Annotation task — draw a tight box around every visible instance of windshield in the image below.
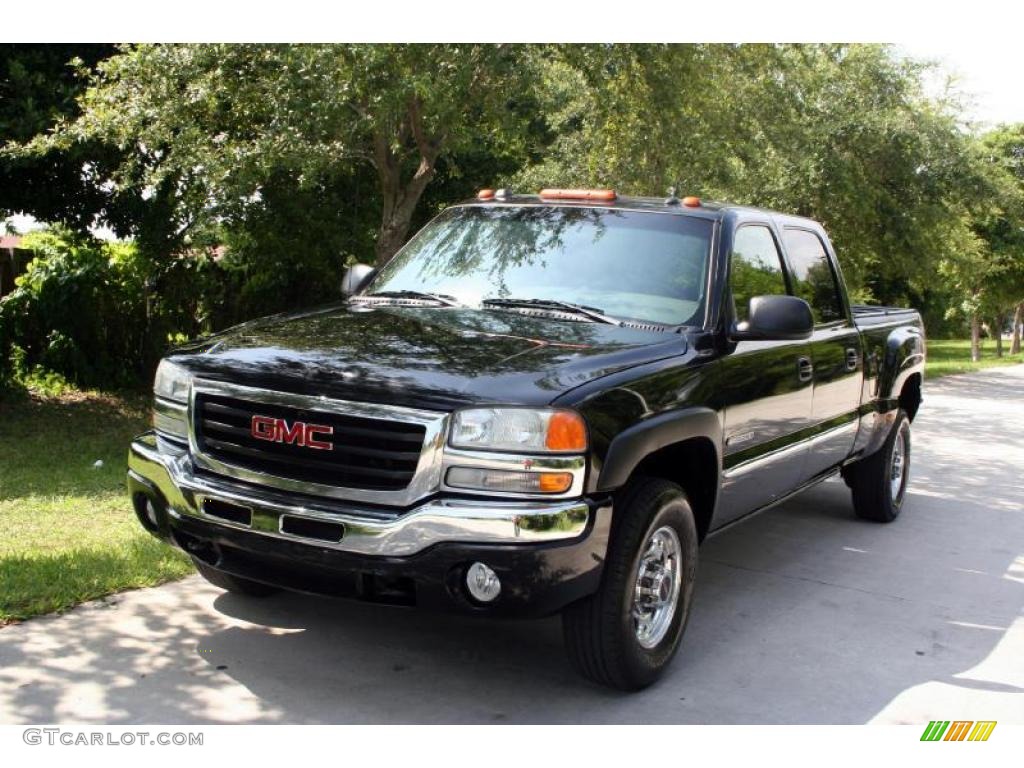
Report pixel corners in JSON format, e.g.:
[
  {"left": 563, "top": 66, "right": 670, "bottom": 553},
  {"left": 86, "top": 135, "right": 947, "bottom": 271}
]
[{"left": 366, "top": 206, "right": 715, "bottom": 326}]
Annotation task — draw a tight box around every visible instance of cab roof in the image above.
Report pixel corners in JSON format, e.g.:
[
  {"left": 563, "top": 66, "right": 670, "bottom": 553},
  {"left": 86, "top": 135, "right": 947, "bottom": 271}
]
[{"left": 455, "top": 191, "right": 819, "bottom": 226}]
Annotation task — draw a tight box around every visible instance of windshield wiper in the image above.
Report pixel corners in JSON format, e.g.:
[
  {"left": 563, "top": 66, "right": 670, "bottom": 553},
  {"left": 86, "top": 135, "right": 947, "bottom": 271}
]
[
  {"left": 482, "top": 297, "right": 622, "bottom": 325},
  {"left": 356, "top": 290, "right": 463, "bottom": 307}
]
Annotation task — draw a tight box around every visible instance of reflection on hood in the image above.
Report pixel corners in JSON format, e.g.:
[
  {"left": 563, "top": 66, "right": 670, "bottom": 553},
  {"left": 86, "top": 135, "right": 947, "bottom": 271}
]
[{"left": 171, "top": 303, "right": 690, "bottom": 409}]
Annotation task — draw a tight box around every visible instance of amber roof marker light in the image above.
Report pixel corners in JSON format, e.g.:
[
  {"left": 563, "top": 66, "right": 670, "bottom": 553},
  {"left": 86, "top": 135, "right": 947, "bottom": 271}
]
[
  {"left": 682, "top": 195, "right": 701, "bottom": 207},
  {"left": 539, "top": 188, "right": 618, "bottom": 201},
  {"left": 477, "top": 189, "right": 496, "bottom": 200}
]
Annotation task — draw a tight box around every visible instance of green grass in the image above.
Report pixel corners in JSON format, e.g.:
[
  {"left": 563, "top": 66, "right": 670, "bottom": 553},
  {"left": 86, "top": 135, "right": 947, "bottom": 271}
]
[
  {"left": 925, "top": 338, "right": 1024, "bottom": 379},
  {"left": 0, "top": 389, "right": 193, "bottom": 624}
]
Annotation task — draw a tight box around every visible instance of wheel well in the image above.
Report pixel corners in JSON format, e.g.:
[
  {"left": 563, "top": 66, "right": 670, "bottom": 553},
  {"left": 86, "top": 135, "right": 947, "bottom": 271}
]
[
  {"left": 626, "top": 437, "right": 718, "bottom": 541},
  {"left": 899, "top": 373, "right": 922, "bottom": 421}
]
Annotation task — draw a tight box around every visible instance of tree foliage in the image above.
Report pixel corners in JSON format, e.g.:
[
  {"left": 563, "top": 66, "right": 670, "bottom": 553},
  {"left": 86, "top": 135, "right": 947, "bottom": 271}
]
[
  {"left": 29, "top": 44, "right": 541, "bottom": 265},
  {"left": 0, "top": 225, "right": 242, "bottom": 388},
  {"left": 516, "top": 45, "right": 994, "bottom": 315},
  {"left": 2, "top": 43, "right": 1024, "bottom": 388},
  {"left": 969, "top": 125, "right": 1024, "bottom": 355},
  {"left": 0, "top": 44, "right": 119, "bottom": 229}
]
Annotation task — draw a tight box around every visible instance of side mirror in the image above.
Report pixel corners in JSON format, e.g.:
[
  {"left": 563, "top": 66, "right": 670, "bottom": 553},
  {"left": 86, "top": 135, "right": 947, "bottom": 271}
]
[
  {"left": 731, "top": 295, "right": 814, "bottom": 341},
  {"left": 341, "top": 263, "right": 376, "bottom": 297}
]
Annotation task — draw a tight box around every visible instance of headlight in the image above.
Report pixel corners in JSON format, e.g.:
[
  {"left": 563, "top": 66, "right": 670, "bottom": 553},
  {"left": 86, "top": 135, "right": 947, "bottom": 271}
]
[
  {"left": 449, "top": 408, "right": 587, "bottom": 453},
  {"left": 152, "top": 360, "right": 191, "bottom": 441},
  {"left": 153, "top": 360, "right": 192, "bottom": 403}
]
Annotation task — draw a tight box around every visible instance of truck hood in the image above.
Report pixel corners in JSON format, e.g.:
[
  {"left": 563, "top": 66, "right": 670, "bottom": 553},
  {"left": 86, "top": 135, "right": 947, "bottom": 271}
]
[{"left": 170, "top": 303, "right": 688, "bottom": 409}]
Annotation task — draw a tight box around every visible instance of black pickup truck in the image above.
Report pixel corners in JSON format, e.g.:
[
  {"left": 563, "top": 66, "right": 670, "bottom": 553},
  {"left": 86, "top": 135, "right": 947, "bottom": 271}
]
[{"left": 128, "top": 189, "right": 925, "bottom": 690}]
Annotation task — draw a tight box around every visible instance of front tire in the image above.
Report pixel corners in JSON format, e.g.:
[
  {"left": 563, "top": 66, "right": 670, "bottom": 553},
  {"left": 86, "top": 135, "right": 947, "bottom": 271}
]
[
  {"left": 193, "top": 559, "right": 277, "bottom": 597},
  {"left": 844, "top": 409, "right": 911, "bottom": 523},
  {"left": 562, "top": 478, "right": 699, "bottom": 691}
]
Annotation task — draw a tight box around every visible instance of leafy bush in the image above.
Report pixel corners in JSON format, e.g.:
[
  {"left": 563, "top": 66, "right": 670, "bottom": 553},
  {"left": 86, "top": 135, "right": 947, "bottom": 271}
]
[
  {"left": 0, "top": 230, "right": 145, "bottom": 388},
  {"left": 0, "top": 228, "right": 228, "bottom": 390}
]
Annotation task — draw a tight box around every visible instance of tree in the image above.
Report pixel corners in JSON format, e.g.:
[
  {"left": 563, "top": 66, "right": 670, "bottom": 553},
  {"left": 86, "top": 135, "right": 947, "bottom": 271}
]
[
  {"left": 937, "top": 223, "right": 997, "bottom": 362},
  {"left": 5, "top": 43, "right": 1022, "bottom": 384},
  {"left": 517, "top": 44, "right": 982, "bottom": 312},
  {"left": 0, "top": 44, "right": 118, "bottom": 228},
  {"left": 22, "top": 44, "right": 541, "bottom": 265},
  {"left": 976, "top": 125, "right": 1024, "bottom": 355}
]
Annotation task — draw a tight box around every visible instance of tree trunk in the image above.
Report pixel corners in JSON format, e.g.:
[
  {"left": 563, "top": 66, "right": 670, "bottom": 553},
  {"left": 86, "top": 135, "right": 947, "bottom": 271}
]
[
  {"left": 1012, "top": 302, "right": 1023, "bottom": 356},
  {"left": 970, "top": 314, "right": 981, "bottom": 363},
  {"left": 370, "top": 99, "right": 443, "bottom": 267},
  {"left": 373, "top": 153, "right": 436, "bottom": 265}
]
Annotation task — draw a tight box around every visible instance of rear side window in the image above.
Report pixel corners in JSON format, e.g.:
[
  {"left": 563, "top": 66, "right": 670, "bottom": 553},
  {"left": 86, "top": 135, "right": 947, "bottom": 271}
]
[
  {"left": 783, "top": 229, "right": 845, "bottom": 324},
  {"left": 730, "top": 225, "right": 788, "bottom": 323}
]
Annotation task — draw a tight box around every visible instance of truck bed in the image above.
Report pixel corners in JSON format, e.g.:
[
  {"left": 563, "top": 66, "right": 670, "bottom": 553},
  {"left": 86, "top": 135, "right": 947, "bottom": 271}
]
[{"left": 851, "top": 304, "right": 922, "bottom": 328}]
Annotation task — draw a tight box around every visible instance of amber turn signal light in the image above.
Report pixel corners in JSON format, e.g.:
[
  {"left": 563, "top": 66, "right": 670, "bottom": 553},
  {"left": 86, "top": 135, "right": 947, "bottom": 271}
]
[
  {"left": 545, "top": 411, "right": 587, "bottom": 452},
  {"left": 539, "top": 188, "right": 617, "bottom": 201},
  {"left": 538, "top": 472, "right": 574, "bottom": 494}
]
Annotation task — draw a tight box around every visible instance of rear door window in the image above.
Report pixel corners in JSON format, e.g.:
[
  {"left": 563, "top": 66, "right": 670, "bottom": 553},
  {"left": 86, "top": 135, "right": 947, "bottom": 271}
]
[{"left": 783, "top": 228, "right": 845, "bottom": 324}]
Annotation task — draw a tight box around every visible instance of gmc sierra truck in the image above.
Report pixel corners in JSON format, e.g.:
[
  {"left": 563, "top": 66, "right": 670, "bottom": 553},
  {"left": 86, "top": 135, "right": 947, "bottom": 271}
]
[{"left": 128, "top": 188, "right": 925, "bottom": 690}]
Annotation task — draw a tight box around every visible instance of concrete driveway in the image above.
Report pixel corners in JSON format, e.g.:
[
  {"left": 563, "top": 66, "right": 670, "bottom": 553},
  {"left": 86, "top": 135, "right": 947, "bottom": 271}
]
[{"left": 2, "top": 367, "right": 1022, "bottom": 724}]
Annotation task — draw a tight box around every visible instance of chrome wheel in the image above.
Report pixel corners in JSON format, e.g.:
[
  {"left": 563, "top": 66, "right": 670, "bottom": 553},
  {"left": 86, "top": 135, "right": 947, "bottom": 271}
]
[
  {"left": 631, "top": 525, "right": 682, "bottom": 649},
  {"left": 890, "top": 428, "right": 907, "bottom": 502}
]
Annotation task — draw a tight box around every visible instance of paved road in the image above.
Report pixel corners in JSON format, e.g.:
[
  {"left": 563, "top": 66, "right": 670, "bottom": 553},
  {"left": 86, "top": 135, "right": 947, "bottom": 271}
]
[{"left": 2, "top": 367, "right": 1023, "bottom": 724}]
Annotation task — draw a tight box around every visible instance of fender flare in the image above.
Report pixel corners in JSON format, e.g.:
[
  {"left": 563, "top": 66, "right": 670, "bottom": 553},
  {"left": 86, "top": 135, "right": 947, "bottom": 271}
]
[
  {"left": 596, "top": 407, "right": 722, "bottom": 492},
  {"left": 878, "top": 326, "right": 925, "bottom": 403}
]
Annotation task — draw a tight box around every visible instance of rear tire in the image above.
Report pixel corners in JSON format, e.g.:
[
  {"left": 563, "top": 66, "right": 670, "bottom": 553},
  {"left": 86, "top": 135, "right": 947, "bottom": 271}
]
[
  {"left": 562, "top": 478, "right": 699, "bottom": 691},
  {"left": 844, "top": 409, "right": 911, "bottom": 523},
  {"left": 193, "top": 559, "right": 277, "bottom": 597}
]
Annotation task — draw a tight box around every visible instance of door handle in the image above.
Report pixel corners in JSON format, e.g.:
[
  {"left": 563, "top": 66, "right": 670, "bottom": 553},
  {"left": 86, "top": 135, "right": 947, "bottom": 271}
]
[
  {"left": 845, "top": 348, "right": 859, "bottom": 371},
  {"left": 797, "top": 356, "right": 814, "bottom": 383}
]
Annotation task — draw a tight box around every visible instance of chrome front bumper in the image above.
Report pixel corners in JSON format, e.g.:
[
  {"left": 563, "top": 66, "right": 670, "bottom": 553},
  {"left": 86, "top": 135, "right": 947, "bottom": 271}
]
[{"left": 128, "top": 432, "right": 590, "bottom": 557}]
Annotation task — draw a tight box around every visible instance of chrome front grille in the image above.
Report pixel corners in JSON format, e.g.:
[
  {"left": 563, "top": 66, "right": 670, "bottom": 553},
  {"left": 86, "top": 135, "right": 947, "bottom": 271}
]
[
  {"left": 195, "top": 393, "right": 425, "bottom": 491},
  {"left": 188, "top": 380, "right": 449, "bottom": 507}
]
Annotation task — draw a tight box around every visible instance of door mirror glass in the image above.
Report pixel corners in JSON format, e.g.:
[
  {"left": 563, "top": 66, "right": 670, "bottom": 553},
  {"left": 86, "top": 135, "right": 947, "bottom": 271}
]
[
  {"left": 341, "top": 264, "right": 376, "bottom": 297},
  {"left": 731, "top": 295, "right": 813, "bottom": 341}
]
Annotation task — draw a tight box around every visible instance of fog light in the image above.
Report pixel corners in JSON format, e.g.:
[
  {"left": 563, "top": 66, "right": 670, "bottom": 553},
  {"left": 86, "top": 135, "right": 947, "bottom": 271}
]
[{"left": 466, "top": 562, "right": 501, "bottom": 603}]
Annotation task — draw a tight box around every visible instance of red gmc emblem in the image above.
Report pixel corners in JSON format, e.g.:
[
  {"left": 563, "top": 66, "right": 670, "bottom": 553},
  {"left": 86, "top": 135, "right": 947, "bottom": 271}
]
[{"left": 250, "top": 415, "right": 334, "bottom": 451}]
